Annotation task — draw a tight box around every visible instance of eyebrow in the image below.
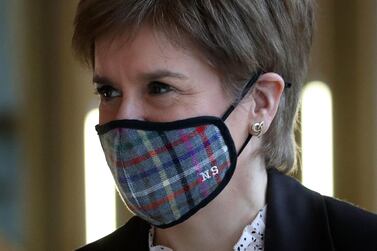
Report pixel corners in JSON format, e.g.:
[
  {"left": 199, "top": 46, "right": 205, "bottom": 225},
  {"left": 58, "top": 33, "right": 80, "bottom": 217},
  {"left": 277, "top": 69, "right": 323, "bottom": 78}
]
[
  {"left": 92, "top": 75, "right": 115, "bottom": 86},
  {"left": 139, "top": 70, "right": 188, "bottom": 82},
  {"left": 93, "top": 70, "right": 188, "bottom": 85}
]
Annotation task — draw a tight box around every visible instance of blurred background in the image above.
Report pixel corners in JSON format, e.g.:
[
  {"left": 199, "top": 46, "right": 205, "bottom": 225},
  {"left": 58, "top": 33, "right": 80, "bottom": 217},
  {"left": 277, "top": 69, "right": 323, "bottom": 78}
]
[{"left": 0, "top": 0, "right": 376, "bottom": 250}]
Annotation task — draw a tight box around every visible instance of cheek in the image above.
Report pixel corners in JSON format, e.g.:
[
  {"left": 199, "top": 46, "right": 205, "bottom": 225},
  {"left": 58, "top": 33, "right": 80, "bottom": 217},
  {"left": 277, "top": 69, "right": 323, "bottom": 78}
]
[
  {"left": 98, "top": 101, "right": 120, "bottom": 125},
  {"left": 183, "top": 91, "right": 232, "bottom": 119},
  {"left": 224, "top": 106, "right": 251, "bottom": 152}
]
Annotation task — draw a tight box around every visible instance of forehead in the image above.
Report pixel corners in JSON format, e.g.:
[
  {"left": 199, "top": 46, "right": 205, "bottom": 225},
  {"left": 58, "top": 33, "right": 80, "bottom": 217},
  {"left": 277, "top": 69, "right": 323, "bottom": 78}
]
[
  {"left": 94, "top": 26, "right": 205, "bottom": 73},
  {"left": 93, "top": 25, "right": 227, "bottom": 99}
]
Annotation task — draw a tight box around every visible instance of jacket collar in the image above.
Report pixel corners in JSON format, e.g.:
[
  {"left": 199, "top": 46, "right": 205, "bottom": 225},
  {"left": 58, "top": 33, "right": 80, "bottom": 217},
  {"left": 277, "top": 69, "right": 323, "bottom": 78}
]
[{"left": 264, "top": 168, "right": 334, "bottom": 251}]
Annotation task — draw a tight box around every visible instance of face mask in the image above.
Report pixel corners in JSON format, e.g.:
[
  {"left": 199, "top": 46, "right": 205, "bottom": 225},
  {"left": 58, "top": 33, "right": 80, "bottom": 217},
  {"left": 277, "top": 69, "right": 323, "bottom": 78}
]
[{"left": 96, "top": 71, "right": 261, "bottom": 228}]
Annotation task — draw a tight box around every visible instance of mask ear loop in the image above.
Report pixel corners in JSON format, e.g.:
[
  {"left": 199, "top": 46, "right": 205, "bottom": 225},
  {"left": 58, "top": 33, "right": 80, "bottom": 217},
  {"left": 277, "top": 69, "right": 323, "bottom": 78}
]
[
  {"left": 237, "top": 134, "right": 253, "bottom": 156},
  {"left": 221, "top": 70, "right": 263, "bottom": 122},
  {"left": 221, "top": 71, "right": 291, "bottom": 156},
  {"left": 220, "top": 70, "right": 262, "bottom": 156}
]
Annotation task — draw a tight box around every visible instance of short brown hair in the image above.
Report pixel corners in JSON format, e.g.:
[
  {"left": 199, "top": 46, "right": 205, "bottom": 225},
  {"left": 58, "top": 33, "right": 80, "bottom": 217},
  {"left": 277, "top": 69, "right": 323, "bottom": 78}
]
[{"left": 73, "top": 0, "right": 314, "bottom": 173}]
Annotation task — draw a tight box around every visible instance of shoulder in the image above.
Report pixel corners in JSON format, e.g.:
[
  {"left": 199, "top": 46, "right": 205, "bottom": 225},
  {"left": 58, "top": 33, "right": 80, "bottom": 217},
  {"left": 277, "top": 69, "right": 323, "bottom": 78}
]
[
  {"left": 75, "top": 217, "right": 150, "bottom": 251},
  {"left": 266, "top": 167, "right": 377, "bottom": 250},
  {"left": 323, "top": 196, "right": 377, "bottom": 249}
]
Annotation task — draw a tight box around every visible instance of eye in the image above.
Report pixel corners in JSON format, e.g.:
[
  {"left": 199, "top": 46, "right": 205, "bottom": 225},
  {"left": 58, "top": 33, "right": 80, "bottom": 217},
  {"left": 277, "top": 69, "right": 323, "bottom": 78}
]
[
  {"left": 94, "top": 84, "right": 121, "bottom": 100},
  {"left": 147, "top": 81, "right": 173, "bottom": 95}
]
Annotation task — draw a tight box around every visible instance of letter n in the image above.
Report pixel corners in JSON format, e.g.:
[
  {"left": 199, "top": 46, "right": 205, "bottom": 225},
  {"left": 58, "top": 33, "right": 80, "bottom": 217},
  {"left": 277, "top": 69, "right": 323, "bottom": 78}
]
[{"left": 199, "top": 170, "right": 211, "bottom": 182}]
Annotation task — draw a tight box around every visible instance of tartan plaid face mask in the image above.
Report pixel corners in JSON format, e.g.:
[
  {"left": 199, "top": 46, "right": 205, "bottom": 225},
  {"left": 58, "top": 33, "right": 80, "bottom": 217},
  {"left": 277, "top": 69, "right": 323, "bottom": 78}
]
[{"left": 95, "top": 72, "right": 262, "bottom": 228}]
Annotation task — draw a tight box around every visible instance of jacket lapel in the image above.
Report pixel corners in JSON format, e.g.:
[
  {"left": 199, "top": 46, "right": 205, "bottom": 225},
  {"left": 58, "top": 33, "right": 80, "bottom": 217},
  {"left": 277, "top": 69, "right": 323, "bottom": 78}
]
[{"left": 264, "top": 168, "right": 335, "bottom": 251}]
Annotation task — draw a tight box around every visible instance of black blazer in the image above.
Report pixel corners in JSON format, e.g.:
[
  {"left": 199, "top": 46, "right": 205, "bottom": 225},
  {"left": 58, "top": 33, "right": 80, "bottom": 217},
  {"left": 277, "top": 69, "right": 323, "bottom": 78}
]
[{"left": 77, "top": 168, "right": 377, "bottom": 251}]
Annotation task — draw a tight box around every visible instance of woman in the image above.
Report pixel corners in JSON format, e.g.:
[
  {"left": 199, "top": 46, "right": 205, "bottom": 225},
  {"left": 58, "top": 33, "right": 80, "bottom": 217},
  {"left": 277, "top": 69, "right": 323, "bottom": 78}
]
[{"left": 73, "top": 1, "right": 377, "bottom": 250}]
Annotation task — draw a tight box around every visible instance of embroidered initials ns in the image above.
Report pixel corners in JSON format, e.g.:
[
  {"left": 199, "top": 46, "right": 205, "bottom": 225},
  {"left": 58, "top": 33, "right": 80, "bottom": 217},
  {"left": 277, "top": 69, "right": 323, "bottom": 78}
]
[{"left": 199, "top": 166, "right": 219, "bottom": 182}]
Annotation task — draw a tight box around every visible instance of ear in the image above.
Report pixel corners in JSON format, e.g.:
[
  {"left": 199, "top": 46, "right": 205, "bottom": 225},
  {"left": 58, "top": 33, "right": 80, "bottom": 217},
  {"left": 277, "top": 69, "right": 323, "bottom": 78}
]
[{"left": 249, "top": 72, "right": 285, "bottom": 132}]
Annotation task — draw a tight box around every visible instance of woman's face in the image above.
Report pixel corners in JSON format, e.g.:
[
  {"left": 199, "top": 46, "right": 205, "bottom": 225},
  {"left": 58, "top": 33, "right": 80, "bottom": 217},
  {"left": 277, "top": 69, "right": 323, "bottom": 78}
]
[
  {"left": 94, "top": 25, "right": 252, "bottom": 151},
  {"left": 94, "top": 26, "right": 234, "bottom": 123}
]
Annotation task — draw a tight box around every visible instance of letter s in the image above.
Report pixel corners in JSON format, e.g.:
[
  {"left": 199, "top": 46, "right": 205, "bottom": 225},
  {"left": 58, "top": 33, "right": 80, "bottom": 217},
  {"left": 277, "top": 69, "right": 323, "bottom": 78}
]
[{"left": 211, "top": 166, "right": 219, "bottom": 176}]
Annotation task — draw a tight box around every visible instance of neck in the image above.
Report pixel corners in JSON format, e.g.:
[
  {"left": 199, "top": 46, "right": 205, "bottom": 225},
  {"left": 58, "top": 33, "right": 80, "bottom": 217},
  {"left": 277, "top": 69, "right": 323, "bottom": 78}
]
[{"left": 154, "top": 156, "right": 267, "bottom": 251}]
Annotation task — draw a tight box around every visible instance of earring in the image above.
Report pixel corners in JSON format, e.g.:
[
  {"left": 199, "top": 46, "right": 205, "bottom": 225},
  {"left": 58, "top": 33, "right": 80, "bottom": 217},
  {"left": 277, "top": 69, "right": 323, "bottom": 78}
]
[{"left": 251, "top": 121, "right": 264, "bottom": 137}]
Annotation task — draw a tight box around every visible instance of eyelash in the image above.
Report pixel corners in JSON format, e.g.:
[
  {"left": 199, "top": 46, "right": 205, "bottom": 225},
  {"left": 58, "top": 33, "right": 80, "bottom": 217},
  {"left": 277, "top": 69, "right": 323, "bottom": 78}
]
[
  {"left": 94, "top": 84, "right": 121, "bottom": 100},
  {"left": 94, "top": 81, "right": 174, "bottom": 100},
  {"left": 147, "top": 81, "right": 174, "bottom": 95}
]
